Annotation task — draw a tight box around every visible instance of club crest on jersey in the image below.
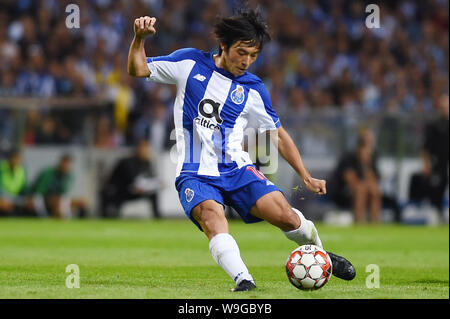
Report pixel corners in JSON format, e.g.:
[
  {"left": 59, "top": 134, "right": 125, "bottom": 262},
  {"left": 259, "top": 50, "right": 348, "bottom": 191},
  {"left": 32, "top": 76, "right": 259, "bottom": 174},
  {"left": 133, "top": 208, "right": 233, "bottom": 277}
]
[
  {"left": 231, "top": 85, "right": 245, "bottom": 105},
  {"left": 185, "top": 188, "right": 194, "bottom": 202}
]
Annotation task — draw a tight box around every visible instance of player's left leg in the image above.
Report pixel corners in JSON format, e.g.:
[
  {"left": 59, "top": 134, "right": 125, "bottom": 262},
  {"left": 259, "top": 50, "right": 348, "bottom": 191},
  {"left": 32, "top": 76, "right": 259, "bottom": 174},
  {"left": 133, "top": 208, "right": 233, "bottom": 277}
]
[
  {"left": 226, "top": 165, "right": 355, "bottom": 280},
  {"left": 249, "top": 191, "right": 322, "bottom": 248},
  {"left": 250, "top": 191, "right": 355, "bottom": 280}
]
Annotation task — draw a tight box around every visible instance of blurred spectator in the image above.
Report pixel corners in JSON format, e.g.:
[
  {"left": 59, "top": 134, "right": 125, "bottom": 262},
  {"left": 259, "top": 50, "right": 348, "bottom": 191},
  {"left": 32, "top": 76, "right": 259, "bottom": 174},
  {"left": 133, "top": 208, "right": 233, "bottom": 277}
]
[
  {"left": 100, "top": 139, "right": 161, "bottom": 218},
  {"left": 133, "top": 102, "right": 171, "bottom": 152},
  {"left": 329, "top": 129, "right": 401, "bottom": 224},
  {"left": 0, "top": 109, "right": 14, "bottom": 151},
  {"left": 0, "top": 149, "right": 34, "bottom": 216},
  {"left": 94, "top": 114, "right": 124, "bottom": 149},
  {"left": 409, "top": 93, "right": 449, "bottom": 218},
  {"left": 23, "top": 112, "right": 73, "bottom": 145},
  {"left": 113, "top": 68, "right": 136, "bottom": 136},
  {"left": 0, "top": 0, "right": 447, "bottom": 149},
  {"left": 30, "top": 154, "right": 87, "bottom": 218},
  {"left": 0, "top": 0, "right": 448, "bottom": 221},
  {"left": 34, "top": 114, "right": 60, "bottom": 144}
]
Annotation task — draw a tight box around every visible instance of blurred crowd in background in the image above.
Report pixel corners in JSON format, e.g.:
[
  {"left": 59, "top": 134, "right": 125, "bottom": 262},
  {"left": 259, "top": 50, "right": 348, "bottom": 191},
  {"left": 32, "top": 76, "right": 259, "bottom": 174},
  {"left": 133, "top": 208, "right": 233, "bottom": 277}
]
[
  {"left": 0, "top": 0, "right": 448, "bottom": 149},
  {"left": 0, "top": 0, "right": 448, "bottom": 222}
]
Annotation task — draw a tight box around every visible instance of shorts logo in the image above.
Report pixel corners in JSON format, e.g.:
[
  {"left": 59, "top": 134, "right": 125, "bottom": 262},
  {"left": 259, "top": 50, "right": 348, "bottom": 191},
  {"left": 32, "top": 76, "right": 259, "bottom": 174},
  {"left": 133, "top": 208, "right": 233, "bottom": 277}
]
[
  {"left": 231, "top": 85, "right": 245, "bottom": 105},
  {"left": 185, "top": 188, "right": 195, "bottom": 202}
]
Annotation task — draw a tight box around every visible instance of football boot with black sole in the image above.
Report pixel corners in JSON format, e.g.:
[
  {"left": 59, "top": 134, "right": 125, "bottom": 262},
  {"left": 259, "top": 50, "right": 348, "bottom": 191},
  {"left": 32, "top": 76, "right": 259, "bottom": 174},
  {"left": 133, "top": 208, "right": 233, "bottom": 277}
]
[
  {"left": 231, "top": 280, "right": 256, "bottom": 292},
  {"left": 327, "top": 251, "right": 356, "bottom": 280}
]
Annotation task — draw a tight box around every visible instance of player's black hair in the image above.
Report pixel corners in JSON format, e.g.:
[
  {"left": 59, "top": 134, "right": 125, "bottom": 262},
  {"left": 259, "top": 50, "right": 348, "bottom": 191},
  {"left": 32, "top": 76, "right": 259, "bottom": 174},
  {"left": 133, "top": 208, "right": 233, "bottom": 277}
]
[{"left": 213, "top": 7, "right": 271, "bottom": 55}]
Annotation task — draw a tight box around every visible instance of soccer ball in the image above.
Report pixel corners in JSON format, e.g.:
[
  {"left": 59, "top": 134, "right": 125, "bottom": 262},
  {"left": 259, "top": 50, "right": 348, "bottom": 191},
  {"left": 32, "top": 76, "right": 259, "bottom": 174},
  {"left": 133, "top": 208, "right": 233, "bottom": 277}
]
[{"left": 285, "top": 244, "right": 332, "bottom": 290}]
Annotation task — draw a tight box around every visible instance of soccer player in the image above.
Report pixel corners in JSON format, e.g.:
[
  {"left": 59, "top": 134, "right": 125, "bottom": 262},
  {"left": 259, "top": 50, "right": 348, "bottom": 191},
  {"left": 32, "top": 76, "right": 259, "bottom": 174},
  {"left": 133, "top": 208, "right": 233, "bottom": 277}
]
[{"left": 128, "top": 9, "right": 355, "bottom": 292}]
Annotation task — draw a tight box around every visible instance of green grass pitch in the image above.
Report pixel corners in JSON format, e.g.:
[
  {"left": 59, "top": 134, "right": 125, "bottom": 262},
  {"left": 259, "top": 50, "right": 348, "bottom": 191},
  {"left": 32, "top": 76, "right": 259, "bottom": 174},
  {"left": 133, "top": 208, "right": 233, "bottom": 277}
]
[{"left": 0, "top": 218, "right": 448, "bottom": 299}]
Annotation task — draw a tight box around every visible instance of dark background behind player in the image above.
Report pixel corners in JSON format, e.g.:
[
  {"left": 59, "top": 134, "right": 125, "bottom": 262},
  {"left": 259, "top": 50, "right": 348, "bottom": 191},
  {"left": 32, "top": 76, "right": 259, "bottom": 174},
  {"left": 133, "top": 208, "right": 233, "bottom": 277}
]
[{"left": 0, "top": 0, "right": 448, "bottom": 224}]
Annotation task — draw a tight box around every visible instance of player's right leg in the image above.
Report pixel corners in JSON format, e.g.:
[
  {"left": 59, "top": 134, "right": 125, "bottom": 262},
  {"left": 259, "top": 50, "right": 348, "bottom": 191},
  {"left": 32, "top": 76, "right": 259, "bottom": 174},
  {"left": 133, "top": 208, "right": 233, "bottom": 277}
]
[
  {"left": 191, "top": 200, "right": 256, "bottom": 292},
  {"left": 175, "top": 175, "right": 255, "bottom": 291}
]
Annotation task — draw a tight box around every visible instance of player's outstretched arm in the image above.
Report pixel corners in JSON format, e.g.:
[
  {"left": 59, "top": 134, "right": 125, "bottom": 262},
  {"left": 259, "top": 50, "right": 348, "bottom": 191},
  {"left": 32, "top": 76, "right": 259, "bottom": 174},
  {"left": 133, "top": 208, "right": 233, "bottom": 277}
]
[
  {"left": 127, "top": 16, "right": 157, "bottom": 77},
  {"left": 271, "top": 126, "right": 327, "bottom": 195}
]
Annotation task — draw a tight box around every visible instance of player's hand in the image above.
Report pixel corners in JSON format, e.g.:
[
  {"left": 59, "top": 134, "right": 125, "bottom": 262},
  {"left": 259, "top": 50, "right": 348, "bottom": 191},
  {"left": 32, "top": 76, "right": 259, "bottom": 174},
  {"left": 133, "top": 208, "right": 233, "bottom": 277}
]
[
  {"left": 303, "top": 177, "right": 327, "bottom": 195},
  {"left": 134, "top": 16, "right": 156, "bottom": 38}
]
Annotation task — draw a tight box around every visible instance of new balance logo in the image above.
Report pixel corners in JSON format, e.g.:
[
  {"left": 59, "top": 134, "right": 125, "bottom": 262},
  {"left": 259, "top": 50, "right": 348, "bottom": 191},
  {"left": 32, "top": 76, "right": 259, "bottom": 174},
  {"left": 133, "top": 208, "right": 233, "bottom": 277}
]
[{"left": 193, "top": 74, "right": 206, "bottom": 82}]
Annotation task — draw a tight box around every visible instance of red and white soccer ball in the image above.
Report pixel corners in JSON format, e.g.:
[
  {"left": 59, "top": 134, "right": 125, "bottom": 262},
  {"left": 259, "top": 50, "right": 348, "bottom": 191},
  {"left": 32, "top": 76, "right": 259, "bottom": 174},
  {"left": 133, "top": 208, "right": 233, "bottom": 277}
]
[{"left": 286, "top": 244, "right": 332, "bottom": 290}]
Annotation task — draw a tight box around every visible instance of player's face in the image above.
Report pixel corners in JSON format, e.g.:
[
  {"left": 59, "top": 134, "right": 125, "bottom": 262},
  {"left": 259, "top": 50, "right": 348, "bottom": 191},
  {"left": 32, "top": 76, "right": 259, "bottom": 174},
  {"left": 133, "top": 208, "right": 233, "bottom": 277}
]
[{"left": 222, "top": 41, "right": 260, "bottom": 76}]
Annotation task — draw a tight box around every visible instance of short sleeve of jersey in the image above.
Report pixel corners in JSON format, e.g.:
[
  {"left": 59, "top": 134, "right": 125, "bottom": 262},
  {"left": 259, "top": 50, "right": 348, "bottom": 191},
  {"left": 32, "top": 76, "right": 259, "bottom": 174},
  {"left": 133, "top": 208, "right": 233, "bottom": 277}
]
[
  {"left": 247, "top": 83, "right": 281, "bottom": 133},
  {"left": 147, "top": 48, "right": 198, "bottom": 85}
]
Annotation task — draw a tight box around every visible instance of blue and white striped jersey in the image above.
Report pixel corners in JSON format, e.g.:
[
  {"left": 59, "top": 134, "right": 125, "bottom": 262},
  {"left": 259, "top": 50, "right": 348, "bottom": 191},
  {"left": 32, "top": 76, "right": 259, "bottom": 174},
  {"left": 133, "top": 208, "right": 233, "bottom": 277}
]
[{"left": 146, "top": 48, "right": 281, "bottom": 177}]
